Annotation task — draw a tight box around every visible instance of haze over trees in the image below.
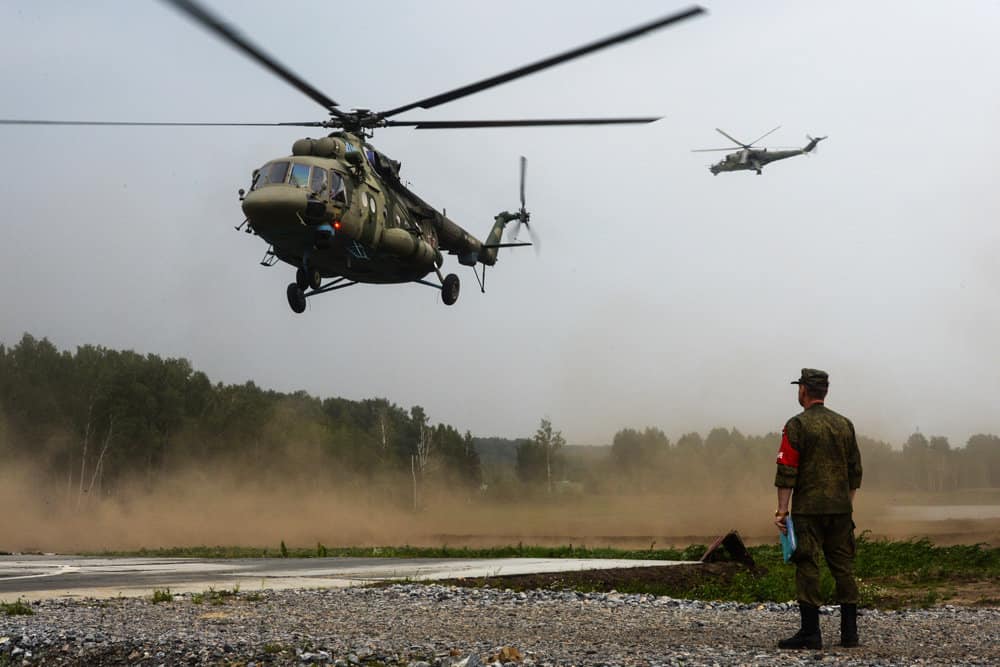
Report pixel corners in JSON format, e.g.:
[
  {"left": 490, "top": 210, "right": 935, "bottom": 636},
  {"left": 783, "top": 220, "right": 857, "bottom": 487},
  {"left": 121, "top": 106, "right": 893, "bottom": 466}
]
[
  {"left": 1, "top": 334, "right": 999, "bottom": 507},
  {"left": 0, "top": 334, "right": 481, "bottom": 509}
]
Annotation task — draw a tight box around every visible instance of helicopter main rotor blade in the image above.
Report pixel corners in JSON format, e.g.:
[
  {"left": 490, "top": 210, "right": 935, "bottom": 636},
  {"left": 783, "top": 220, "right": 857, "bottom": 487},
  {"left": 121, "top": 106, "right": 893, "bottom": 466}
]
[
  {"left": 747, "top": 125, "right": 782, "bottom": 146},
  {"left": 160, "top": 0, "right": 342, "bottom": 116},
  {"left": 715, "top": 128, "right": 748, "bottom": 148},
  {"left": 385, "top": 117, "right": 661, "bottom": 129},
  {"left": 0, "top": 119, "right": 326, "bottom": 127},
  {"left": 691, "top": 147, "right": 736, "bottom": 152},
  {"left": 377, "top": 6, "right": 705, "bottom": 118}
]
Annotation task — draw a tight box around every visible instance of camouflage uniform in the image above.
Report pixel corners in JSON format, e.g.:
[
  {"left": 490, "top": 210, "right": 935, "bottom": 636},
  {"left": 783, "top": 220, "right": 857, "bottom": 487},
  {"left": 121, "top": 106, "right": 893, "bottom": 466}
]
[{"left": 775, "top": 369, "right": 863, "bottom": 608}]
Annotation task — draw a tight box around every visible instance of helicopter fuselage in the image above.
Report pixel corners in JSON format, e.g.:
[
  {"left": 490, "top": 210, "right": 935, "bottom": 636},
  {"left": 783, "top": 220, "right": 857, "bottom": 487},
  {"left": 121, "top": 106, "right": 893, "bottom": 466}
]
[
  {"left": 240, "top": 132, "right": 492, "bottom": 285},
  {"left": 709, "top": 148, "right": 805, "bottom": 175}
]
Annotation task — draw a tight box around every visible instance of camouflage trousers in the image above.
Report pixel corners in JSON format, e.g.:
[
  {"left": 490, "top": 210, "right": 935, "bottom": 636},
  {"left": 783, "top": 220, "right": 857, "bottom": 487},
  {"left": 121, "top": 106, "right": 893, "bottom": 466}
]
[{"left": 791, "top": 513, "right": 859, "bottom": 607}]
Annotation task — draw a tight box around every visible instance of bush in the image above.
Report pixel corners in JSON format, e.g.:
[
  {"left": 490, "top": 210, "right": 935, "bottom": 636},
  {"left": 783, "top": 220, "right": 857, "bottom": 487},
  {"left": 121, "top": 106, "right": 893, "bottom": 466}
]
[
  {"left": 1, "top": 599, "right": 34, "bottom": 616},
  {"left": 151, "top": 588, "right": 172, "bottom": 604}
]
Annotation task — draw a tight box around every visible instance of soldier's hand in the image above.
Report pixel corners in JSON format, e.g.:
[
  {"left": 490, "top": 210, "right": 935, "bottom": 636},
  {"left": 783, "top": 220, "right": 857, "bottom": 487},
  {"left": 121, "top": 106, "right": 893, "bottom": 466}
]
[{"left": 774, "top": 515, "right": 788, "bottom": 535}]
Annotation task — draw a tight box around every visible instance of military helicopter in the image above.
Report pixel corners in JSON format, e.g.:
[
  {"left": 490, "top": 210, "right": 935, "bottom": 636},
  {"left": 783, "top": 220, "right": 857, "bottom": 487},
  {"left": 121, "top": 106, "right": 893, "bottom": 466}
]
[
  {"left": 0, "top": 1, "right": 705, "bottom": 314},
  {"left": 693, "top": 126, "right": 826, "bottom": 175}
]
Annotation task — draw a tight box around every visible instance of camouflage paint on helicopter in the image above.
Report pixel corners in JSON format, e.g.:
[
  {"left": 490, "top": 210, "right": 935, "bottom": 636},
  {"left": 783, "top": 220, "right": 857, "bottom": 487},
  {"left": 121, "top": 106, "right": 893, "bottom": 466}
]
[
  {"left": 1, "top": 0, "right": 706, "bottom": 313},
  {"left": 693, "top": 127, "right": 827, "bottom": 175},
  {"left": 241, "top": 131, "right": 515, "bottom": 308}
]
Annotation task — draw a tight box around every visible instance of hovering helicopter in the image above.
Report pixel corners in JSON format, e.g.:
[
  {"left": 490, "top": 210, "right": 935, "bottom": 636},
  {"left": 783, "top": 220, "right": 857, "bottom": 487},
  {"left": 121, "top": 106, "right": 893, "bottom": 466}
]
[
  {"left": 0, "top": 0, "right": 705, "bottom": 313},
  {"left": 693, "top": 126, "right": 826, "bottom": 175}
]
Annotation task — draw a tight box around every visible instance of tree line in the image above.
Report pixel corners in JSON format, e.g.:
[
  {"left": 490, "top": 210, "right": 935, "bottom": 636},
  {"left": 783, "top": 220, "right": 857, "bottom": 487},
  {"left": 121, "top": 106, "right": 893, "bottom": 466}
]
[
  {"left": 476, "top": 425, "right": 1000, "bottom": 498},
  {"left": 594, "top": 426, "right": 1000, "bottom": 496},
  {"left": 0, "top": 334, "right": 481, "bottom": 508},
  {"left": 2, "top": 334, "right": 998, "bottom": 505}
]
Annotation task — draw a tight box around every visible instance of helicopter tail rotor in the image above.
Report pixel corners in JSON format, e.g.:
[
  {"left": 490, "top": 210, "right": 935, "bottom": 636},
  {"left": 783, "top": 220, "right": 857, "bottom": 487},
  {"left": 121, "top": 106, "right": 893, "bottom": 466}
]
[
  {"left": 509, "top": 156, "right": 538, "bottom": 249},
  {"left": 510, "top": 156, "right": 526, "bottom": 240},
  {"left": 478, "top": 157, "right": 534, "bottom": 266},
  {"left": 519, "top": 155, "right": 526, "bottom": 211}
]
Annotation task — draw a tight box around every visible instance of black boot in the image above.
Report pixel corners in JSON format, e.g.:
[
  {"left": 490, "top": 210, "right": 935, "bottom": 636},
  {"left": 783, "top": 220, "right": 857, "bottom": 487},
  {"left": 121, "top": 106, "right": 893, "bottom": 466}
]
[
  {"left": 840, "top": 603, "right": 859, "bottom": 647},
  {"left": 778, "top": 603, "right": 822, "bottom": 650}
]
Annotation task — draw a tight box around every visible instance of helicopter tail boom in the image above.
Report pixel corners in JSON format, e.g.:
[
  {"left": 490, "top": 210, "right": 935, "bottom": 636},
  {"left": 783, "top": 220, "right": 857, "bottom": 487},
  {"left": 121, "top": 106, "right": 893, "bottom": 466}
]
[{"left": 478, "top": 211, "right": 521, "bottom": 265}]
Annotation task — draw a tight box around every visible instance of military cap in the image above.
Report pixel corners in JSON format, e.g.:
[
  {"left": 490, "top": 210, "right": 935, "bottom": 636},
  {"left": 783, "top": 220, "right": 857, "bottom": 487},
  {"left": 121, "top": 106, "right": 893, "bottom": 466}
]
[{"left": 791, "top": 368, "right": 829, "bottom": 389}]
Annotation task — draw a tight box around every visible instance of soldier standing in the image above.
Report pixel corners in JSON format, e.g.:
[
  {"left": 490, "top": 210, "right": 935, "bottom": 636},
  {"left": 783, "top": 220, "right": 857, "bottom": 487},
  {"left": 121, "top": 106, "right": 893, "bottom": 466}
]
[{"left": 774, "top": 368, "right": 863, "bottom": 650}]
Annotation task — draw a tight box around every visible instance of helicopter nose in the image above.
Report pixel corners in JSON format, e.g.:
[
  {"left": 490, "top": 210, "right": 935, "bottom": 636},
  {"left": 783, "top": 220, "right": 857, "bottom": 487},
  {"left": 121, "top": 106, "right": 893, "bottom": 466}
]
[{"left": 241, "top": 186, "right": 308, "bottom": 231}]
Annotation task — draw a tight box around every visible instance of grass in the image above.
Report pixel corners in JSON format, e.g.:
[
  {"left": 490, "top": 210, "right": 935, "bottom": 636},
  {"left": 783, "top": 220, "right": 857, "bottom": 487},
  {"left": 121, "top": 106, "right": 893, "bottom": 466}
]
[
  {"left": 419, "top": 534, "right": 1000, "bottom": 609},
  {"left": 190, "top": 585, "right": 240, "bottom": 606},
  {"left": 1, "top": 598, "right": 34, "bottom": 616},
  {"left": 77, "top": 536, "right": 1000, "bottom": 609},
  {"left": 854, "top": 533, "right": 999, "bottom": 579},
  {"left": 84, "top": 542, "right": 706, "bottom": 561},
  {"left": 150, "top": 588, "right": 172, "bottom": 604}
]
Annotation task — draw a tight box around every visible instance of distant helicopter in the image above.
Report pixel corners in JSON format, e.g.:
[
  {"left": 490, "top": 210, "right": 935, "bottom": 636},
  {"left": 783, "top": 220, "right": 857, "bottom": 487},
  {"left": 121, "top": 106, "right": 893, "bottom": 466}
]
[
  {"left": 0, "top": 0, "right": 705, "bottom": 314},
  {"left": 693, "top": 126, "right": 826, "bottom": 175}
]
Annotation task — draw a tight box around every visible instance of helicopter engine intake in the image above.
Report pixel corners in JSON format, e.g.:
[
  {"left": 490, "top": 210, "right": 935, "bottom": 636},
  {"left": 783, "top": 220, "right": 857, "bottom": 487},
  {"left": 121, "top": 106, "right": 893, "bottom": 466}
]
[{"left": 292, "top": 137, "right": 344, "bottom": 158}]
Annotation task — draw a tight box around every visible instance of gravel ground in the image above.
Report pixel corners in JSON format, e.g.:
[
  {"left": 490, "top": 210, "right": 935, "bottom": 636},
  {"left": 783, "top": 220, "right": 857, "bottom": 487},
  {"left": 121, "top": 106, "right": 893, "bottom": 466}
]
[{"left": 2, "top": 584, "right": 998, "bottom": 666}]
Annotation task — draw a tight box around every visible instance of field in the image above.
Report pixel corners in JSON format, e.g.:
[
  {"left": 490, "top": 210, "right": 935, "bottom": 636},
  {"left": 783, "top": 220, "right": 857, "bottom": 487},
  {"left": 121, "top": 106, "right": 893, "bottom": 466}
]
[
  {"left": 423, "top": 536, "right": 1000, "bottom": 609},
  {"left": 70, "top": 535, "right": 998, "bottom": 610},
  {"left": 4, "top": 469, "right": 999, "bottom": 610}
]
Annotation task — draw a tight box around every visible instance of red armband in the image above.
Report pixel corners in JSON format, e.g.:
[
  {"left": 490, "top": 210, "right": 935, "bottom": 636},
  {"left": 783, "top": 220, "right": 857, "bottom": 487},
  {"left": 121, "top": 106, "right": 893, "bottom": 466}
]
[{"left": 776, "top": 428, "right": 799, "bottom": 468}]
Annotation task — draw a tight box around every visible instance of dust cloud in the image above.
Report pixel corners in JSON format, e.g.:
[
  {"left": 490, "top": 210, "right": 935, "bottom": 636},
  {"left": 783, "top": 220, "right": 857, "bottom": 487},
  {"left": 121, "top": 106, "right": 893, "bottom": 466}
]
[{"left": 3, "top": 460, "right": 997, "bottom": 553}]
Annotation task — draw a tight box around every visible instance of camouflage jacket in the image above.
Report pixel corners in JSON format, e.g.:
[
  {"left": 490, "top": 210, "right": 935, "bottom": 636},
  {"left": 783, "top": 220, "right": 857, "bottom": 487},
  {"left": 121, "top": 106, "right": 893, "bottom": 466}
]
[{"left": 774, "top": 403, "right": 862, "bottom": 514}]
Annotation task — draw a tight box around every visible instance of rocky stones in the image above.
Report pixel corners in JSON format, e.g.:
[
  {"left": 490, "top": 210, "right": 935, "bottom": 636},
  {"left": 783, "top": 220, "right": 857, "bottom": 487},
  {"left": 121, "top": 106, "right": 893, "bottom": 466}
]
[
  {"left": 0, "top": 584, "right": 997, "bottom": 666},
  {"left": 300, "top": 649, "right": 333, "bottom": 663},
  {"left": 452, "top": 653, "right": 482, "bottom": 667}
]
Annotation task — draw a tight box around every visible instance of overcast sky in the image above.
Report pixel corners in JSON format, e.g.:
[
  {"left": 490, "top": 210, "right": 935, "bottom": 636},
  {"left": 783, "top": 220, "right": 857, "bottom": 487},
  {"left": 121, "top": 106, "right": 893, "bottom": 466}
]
[{"left": 2, "top": 1, "right": 998, "bottom": 447}]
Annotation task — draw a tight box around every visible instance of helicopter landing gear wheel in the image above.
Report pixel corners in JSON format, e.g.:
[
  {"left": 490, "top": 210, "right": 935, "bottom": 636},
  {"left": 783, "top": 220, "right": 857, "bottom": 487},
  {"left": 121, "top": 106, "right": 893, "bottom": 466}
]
[
  {"left": 296, "top": 267, "right": 322, "bottom": 290},
  {"left": 286, "top": 283, "right": 306, "bottom": 314},
  {"left": 307, "top": 268, "right": 322, "bottom": 290},
  {"left": 295, "top": 268, "right": 309, "bottom": 290},
  {"left": 441, "top": 273, "right": 460, "bottom": 306}
]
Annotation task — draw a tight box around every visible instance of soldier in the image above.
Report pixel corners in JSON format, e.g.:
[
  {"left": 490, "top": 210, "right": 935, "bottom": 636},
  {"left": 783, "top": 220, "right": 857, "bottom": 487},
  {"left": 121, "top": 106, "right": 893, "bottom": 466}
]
[{"left": 774, "top": 368, "right": 863, "bottom": 650}]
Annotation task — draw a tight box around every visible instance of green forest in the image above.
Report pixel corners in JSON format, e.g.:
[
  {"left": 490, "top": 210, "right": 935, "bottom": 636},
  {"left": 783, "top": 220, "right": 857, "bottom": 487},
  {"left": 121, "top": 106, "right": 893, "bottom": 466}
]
[{"left": 2, "top": 333, "right": 999, "bottom": 509}]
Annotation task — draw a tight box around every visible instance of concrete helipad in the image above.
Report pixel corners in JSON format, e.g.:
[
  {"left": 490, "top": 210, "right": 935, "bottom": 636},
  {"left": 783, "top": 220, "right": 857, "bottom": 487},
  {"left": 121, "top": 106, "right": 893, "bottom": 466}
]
[{"left": 0, "top": 555, "right": 693, "bottom": 601}]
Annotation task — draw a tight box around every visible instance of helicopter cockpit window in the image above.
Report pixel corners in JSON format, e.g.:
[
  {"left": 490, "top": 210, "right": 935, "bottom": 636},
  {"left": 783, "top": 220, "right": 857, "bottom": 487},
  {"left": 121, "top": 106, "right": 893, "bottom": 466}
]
[
  {"left": 289, "top": 163, "right": 311, "bottom": 188},
  {"left": 328, "top": 170, "right": 346, "bottom": 203},
  {"left": 309, "top": 167, "right": 327, "bottom": 195},
  {"left": 255, "top": 161, "right": 289, "bottom": 189}
]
